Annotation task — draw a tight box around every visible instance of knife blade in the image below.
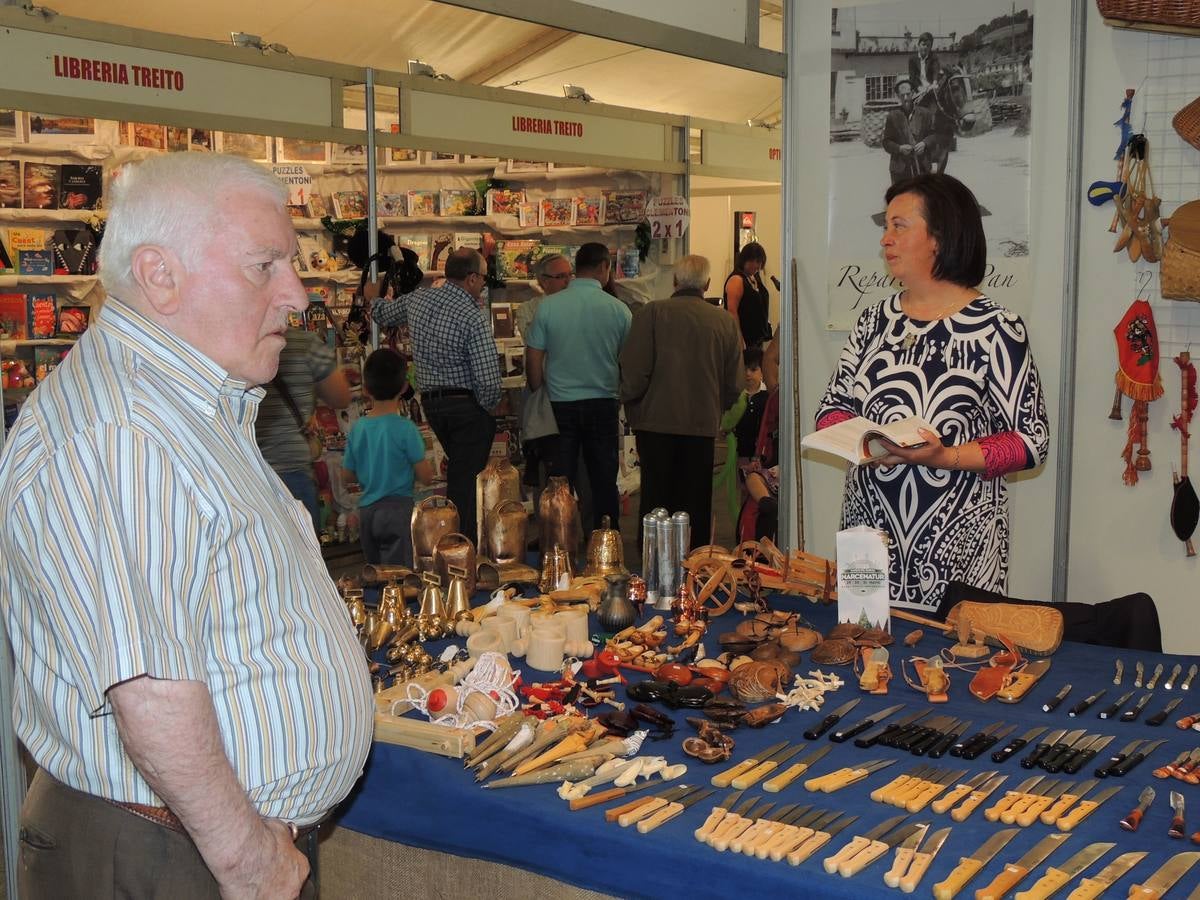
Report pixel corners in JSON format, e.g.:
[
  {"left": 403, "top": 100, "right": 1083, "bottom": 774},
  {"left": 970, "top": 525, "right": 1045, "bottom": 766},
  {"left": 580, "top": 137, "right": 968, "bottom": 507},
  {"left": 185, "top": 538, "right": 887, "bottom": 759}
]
[
  {"left": 1096, "top": 689, "right": 1135, "bottom": 719},
  {"left": 731, "top": 742, "right": 808, "bottom": 789},
  {"left": 830, "top": 703, "right": 905, "bottom": 743},
  {"left": 635, "top": 787, "right": 715, "bottom": 833},
  {"left": 992, "top": 726, "right": 1049, "bottom": 764},
  {"left": 708, "top": 799, "right": 776, "bottom": 850},
  {"left": 1041, "top": 728, "right": 1088, "bottom": 772},
  {"left": 856, "top": 708, "right": 930, "bottom": 748},
  {"left": 931, "top": 771, "right": 993, "bottom": 815},
  {"left": 1068, "top": 851, "right": 1147, "bottom": 900},
  {"left": 786, "top": 813, "right": 858, "bottom": 867},
  {"left": 950, "top": 721, "right": 1002, "bottom": 758},
  {"left": 1022, "top": 728, "right": 1067, "bottom": 769},
  {"left": 931, "top": 828, "right": 1019, "bottom": 899},
  {"left": 973, "top": 831, "right": 1070, "bottom": 900},
  {"left": 839, "top": 821, "right": 925, "bottom": 879},
  {"left": 1056, "top": 785, "right": 1121, "bottom": 831},
  {"left": 1095, "top": 738, "right": 1143, "bottom": 778},
  {"left": 1039, "top": 779, "right": 1099, "bottom": 826},
  {"left": 912, "top": 717, "right": 960, "bottom": 757},
  {"left": 1016, "top": 780, "right": 1074, "bottom": 827},
  {"left": 737, "top": 802, "right": 812, "bottom": 857},
  {"left": 1127, "top": 851, "right": 1200, "bottom": 898},
  {"left": 962, "top": 723, "right": 1017, "bottom": 761},
  {"left": 700, "top": 793, "right": 761, "bottom": 842},
  {"left": 1061, "top": 735, "right": 1114, "bottom": 776},
  {"left": 1043, "top": 684, "right": 1072, "bottom": 714},
  {"left": 883, "top": 822, "right": 930, "bottom": 888},
  {"left": 821, "top": 813, "right": 909, "bottom": 874},
  {"left": 1068, "top": 688, "right": 1106, "bottom": 717},
  {"left": 1017, "top": 842, "right": 1114, "bottom": 900},
  {"left": 872, "top": 764, "right": 933, "bottom": 805},
  {"left": 951, "top": 774, "right": 1008, "bottom": 823},
  {"left": 804, "top": 697, "right": 861, "bottom": 740},
  {"left": 809, "top": 757, "right": 896, "bottom": 793},
  {"left": 1109, "top": 738, "right": 1166, "bottom": 777},
  {"left": 1119, "top": 692, "right": 1154, "bottom": 723},
  {"left": 1145, "top": 696, "right": 1183, "bottom": 727},
  {"left": 761, "top": 743, "right": 832, "bottom": 793},
  {"left": 896, "top": 715, "right": 948, "bottom": 752},
  {"left": 763, "top": 807, "right": 839, "bottom": 862},
  {"left": 1002, "top": 778, "right": 1062, "bottom": 826},
  {"left": 692, "top": 789, "right": 746, "bottom": 842},
  {"left": 898, "top": 825, "right": 950, "bottom": 894}
]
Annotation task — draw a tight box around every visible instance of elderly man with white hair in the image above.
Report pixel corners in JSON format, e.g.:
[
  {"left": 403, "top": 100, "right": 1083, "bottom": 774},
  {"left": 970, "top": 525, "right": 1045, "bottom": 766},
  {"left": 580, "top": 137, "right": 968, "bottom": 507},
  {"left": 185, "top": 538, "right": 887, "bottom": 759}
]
[
  {"left": 0, "top": 153, "right": 373, "bottom": 898},
  {"left": 620, "top": 254, "right": 743, "bottom": 548}
]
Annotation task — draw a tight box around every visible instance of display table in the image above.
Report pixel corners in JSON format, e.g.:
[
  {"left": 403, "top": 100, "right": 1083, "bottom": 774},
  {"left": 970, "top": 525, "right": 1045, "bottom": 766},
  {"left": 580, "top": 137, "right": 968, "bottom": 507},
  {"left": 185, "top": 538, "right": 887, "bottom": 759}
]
[{"left": 328, "top": 594, "right": 1200, "bottom": 899}]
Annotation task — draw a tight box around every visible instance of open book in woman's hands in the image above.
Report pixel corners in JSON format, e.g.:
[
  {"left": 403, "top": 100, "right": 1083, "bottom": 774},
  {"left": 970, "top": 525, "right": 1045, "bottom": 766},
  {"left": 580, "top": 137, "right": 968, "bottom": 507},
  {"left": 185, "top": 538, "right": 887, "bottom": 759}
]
[{"left": 801, "top": 415, "right": 939, "bottom": 465}]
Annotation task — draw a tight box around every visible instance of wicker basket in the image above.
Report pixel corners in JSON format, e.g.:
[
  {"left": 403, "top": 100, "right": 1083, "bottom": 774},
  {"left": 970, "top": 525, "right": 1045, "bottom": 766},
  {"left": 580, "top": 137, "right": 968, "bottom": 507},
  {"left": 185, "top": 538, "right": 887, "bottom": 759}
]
[
  {"left": 1096, "top": 0, "right": 1200, "bottom": 28},
  {"left": 1174, "top": 95, "right": 1200, "bottom": 151}
]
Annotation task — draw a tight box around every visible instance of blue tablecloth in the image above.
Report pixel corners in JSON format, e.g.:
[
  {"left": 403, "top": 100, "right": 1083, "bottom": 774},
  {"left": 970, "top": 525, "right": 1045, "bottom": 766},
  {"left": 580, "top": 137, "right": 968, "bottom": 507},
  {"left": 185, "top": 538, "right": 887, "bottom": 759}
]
[{"left": 333, "top": 594, "right": 1200, "bottom": 899}]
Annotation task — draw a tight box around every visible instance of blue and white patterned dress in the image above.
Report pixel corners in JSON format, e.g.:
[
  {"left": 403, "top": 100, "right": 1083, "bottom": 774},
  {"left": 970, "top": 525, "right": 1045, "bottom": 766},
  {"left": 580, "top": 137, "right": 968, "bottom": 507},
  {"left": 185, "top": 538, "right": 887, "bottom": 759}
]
[{"left": 816, "top": 293, "right": 1050, "bottom": 609}]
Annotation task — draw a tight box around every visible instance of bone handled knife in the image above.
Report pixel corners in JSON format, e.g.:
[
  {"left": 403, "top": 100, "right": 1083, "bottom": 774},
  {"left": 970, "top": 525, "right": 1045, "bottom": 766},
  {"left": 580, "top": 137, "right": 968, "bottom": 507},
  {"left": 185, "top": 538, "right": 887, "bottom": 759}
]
[
  {"left": 701, "top": 794, "right": 760, "bottom": 844},
  {"left": 1182, "top": 664, "right": 1198, "bottom": 691},
  {"left": 986, "top": 775, "right": 1045, "bottom": 822},
  {"left": 692, "top": 789, "right": 745, "bottom": 842},
  {"left": 786, "top": 813, "right": 858, "bottom": 867},
  {"left": 710, "top": 740, "right": 789, "bottom": 788},
  {"left": 1010, "top": 841, "right": 1114, "bottom": 900},
  {"left": 884, "top": 823, "right": 931, "bottom": 888},
  {"left": 766, "top": 808, "right": 838, "bottom": 862},
  {"left": 838, "top": 821, "right": 924, "bottom": 878},
  {"left": 762, "top": 744, "right": 832, "bottom": 793},
  {"left": 1165, "top": 663, "right": 1183, "bottom": 690},
  {"left": 1061, "top": 851, "right": 1147, "bottom": 900},
  {"left": 933, "top": 772, "right": 994, "bottom": 815},
  {"left": 1126, "top": 851, "right": 1200, "bottom": 900},
  {"left": 951, "top": 774, "right": 1007, "bottom": 822},
  {"left": 636, "top": 787, "right": 714, "bottom": 833},
  {"left": 1040, "top": 780, "right": 1098, "bottom": 826},
  {"left": 740, "top": 803, "right": 810, "bottom": 857},
  {"left": 709, "top": 799, "right": 775, "bottom": 851},
  {"left": 1145, "top": 663, "right": 1165, "bottom": 691},
  {"left": 931, "top": 828, "right": 1019, "bottom": 900},
  {"left": 821, "top": 813, "right": 908, "bottom": 875},
  {"left": 1056, "top": 785, "right": 1122, "bottom": 832},
  {"left": 612, "top": 784, "right": 695, "bottom": 826},
  {"left": 899, "top": 825, "right": 951, "bottom": 894},
  {"left": 1135, "top": 661, "right": 1145, "bottom": 688},
  {"left": 973, "top": 831, "right": 1070, "bottom": 900}
]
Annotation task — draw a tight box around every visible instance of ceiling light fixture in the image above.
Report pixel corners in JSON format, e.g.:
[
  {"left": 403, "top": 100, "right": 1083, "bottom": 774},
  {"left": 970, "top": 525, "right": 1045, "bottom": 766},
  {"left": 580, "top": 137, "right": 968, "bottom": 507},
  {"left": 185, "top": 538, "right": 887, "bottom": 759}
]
[
  {"left": 408, "top": 59, "right": 453, "bottom": 81},
  {"left": 230, "top": 32, "right": 291, "bottom": 55}
]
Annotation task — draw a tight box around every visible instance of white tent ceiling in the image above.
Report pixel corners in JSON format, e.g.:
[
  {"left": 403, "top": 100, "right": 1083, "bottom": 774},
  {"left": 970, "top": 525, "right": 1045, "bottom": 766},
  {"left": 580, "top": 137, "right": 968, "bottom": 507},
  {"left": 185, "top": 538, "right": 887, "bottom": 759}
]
[{"left": 43, "top": 0, "right": 785, "bottom": 126}]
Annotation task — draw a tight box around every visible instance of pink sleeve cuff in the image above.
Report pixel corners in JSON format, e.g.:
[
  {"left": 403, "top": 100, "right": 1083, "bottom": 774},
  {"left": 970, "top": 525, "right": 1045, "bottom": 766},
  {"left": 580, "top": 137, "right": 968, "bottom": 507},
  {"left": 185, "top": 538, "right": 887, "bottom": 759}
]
[
  {"left": 816, "top": 410, "right": 856, "bottom": 431},
  {"left": 979, "top": 431, "right": 1031, "bottom": 478}
]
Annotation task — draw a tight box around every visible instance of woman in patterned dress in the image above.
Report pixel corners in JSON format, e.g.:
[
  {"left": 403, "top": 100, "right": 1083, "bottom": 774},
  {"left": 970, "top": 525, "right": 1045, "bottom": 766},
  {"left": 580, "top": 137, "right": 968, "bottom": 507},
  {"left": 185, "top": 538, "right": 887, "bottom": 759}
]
[{"left": 815, "top": 174, "right": 1049, "bottom": 609}]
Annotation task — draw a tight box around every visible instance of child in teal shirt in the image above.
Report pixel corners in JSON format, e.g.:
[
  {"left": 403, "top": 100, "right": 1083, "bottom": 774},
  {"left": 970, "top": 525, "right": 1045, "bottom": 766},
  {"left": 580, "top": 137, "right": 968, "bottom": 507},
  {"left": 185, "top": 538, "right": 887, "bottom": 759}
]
[{"left": 343, "top": 348, "right": 433, "bottom": 565}]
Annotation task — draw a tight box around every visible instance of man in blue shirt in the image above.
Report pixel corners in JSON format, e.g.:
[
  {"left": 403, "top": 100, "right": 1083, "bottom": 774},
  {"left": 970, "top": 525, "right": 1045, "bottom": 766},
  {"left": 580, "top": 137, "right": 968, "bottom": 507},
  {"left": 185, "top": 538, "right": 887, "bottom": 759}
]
[
  {"left": 526, "top": 243, "right": 631, "bottom": 530},
  {"left": 372, "top": 248, "right": 500, "bottom": 543}
]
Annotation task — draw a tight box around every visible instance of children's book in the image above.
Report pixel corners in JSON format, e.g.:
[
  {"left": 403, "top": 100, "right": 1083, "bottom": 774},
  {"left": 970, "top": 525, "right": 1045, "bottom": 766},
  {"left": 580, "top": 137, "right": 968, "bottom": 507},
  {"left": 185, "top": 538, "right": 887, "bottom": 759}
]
[
  {"left": 574, "top": 196, "right": 605, "bottom": 226},
  {"left": 377, "top": 193, "right": 407, "bottom": 217},
  {"left": 331, "top": 191, "right": 367, "bottom": 219},
  {"left": 485, "top": 188, "right": 525, "bottom": 216},
  {"left": 539, "top": 198, "right": 575, "bottom": 228},
  {"left": 406, "top": 191, "right": 438, "bottom": 217},
  {"left": 439, "top": 189, "right": 477, "bottom": 217}
]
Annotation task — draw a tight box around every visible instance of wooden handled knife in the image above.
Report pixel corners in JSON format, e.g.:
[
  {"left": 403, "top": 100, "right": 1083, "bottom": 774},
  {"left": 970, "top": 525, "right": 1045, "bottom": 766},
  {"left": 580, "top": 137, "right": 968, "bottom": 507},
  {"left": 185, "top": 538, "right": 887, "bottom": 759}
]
[
  {"left": 691, "top": 789, "right": 745, "bottom": 842},
  {"left": 1056, "top": 785, "right": 1121, "bottom": 831},
  {"left": 931, "top": 828, "right": 1018, "bottom": 899},
  {"left": 839, "top": 821, "right": 924, "bottom": 878},
  {"left": 883, "top": 823, "right": 930, "bottom": 886},
  {"left": 986, "top": 775, "right": 1045, "bottom": 822},
  {"left": 973, "top": 831, "right": 1070, "bottom": 900},
  {"left": 1010, "top": 841, "right": 1113, "bottom": 900},
  {"left": 787, "top": 813, "right": 858, "bottom": 867},
  {"left": 1039, "top": 780, "right": 1098, "bottom": 826},
  {"left": 710, "top": 739, "right": 789, "bottom": 788},
  {"left": 899, "top": 826, "right": 951, "bottom": 894},
  {"left": 821, "top": 813, "right": 907, "bottom": 874},
  {"left": 635, "top": 787, "right": 714, "bottom": 834},
  {"left": 952, "top": 774, "right": 1008, "bottom": 822},
  {"left": 1126, "top": 851, "right": 1200, "bottom": 900},
  {"left": 731, "top": 743, "right": 807, "bottom": 790},
  {"left": 762, "top": 744, "right": 832, "bottom": 793},
  {"left": 1061, "top": 851, "right": 1146, "bottom": 900}
]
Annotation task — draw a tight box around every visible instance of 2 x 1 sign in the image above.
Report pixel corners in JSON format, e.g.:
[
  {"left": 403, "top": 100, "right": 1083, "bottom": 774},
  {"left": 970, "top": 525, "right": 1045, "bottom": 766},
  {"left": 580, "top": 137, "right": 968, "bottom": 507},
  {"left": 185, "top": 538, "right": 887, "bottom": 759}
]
[{"left": 645, "top": 196, "right": 690, "bottom": 238}]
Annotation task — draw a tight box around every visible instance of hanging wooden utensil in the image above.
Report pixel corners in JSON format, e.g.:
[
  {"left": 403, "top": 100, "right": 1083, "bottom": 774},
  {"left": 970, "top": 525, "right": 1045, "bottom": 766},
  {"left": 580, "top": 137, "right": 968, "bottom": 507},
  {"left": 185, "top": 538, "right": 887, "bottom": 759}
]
[{"left": 1170, "top": 352, "right": 1198, "bottom": 557}]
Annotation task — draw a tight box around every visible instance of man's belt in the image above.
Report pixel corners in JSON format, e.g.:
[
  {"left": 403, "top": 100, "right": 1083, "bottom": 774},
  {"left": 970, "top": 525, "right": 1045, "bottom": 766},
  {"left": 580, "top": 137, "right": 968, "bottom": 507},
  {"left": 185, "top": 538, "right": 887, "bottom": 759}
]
[
  {"left": 421, "top": 386, "right": 473, "bottom": 400},
  {"left": 110, "top": 800, "right": 318, "bottom": 842}
]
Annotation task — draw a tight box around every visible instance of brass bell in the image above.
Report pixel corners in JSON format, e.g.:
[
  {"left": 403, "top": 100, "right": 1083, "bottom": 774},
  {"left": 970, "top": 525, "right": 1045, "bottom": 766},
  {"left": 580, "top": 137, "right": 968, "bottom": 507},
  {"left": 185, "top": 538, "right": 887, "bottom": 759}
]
[
  {"left": 476, "top": 456, "right": 522, "bottom": 547},
  {"left": 366, "top": 616, "right": 395, "bottom": 653},
  {"left": 434, "top": 533, "right": 477, "bottom": 595},
  {"left": 361, "top": 563, "right": 413, "bottom": 585},
  {"left": 485, "top": 499, "right": 527, "bottom": 565},
  {"left": 539, "top": 476, "right": 581, "bottom": 555},
  {"left": 378, "top": 582, "right": 405, "bottom": 618},
  {"left": 411, "top": 497, "right": 459, "bottom": 573},
  {"left": 539, "top": 543, "right": 575, "bottom": 593},
  {"left": 583, "top": 515, "right": 627, "bottom": 577},
  {"left": 445, "top": 564, "right": 473, "bottom": 622},
  {"left": 417, "top": 570, "right": 446, "bottom": 619}
]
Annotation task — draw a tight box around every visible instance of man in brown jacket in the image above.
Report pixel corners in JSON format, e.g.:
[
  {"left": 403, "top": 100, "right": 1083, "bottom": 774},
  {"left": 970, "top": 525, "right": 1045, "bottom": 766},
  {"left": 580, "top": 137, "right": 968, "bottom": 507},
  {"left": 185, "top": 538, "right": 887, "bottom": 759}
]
[{"left": 620, "top": 254, "right": 743, "bottom": 547}]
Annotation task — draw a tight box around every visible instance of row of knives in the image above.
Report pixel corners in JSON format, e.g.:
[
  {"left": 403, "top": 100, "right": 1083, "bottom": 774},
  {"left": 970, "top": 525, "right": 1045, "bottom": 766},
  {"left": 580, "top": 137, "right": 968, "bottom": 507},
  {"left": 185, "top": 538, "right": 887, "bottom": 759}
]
[
  {"left": 1043, "top": 684, "right": 1183, "bottom": 723},
  {"left": 1112, "top": 660, "right": 1197, "bottom": 691}
]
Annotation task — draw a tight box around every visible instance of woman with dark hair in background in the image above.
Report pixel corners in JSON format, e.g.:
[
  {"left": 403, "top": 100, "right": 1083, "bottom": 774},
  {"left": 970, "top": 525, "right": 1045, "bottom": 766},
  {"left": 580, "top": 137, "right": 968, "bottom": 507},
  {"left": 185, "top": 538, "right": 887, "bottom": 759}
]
[
  {"left": 814, "top": 173, "right": 1049, "bottom": 609},
  {"left": 722, "top": 241, "right": 772, "bottom": 349}
]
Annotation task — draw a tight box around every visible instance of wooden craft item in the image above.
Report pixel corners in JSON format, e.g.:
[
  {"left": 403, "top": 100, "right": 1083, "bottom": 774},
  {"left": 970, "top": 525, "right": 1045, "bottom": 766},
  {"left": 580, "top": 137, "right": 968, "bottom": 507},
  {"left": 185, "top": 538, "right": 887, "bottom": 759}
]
[
  {"left": 949, "top": 611, "right": 990, "bottom": 659},
  {"left": 373, "top": 708, "right": 477, "bottom": 757},
  {"left": 891, "top": 600, "right": 1063, "bottom": 657}
]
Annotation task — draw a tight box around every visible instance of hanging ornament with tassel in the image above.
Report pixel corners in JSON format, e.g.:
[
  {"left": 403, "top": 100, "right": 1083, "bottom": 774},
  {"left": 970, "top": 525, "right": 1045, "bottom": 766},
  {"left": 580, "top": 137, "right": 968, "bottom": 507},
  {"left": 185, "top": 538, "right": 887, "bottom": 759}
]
[{"left": 1113, "top": 298, "right": 1164, "bottom": 485}]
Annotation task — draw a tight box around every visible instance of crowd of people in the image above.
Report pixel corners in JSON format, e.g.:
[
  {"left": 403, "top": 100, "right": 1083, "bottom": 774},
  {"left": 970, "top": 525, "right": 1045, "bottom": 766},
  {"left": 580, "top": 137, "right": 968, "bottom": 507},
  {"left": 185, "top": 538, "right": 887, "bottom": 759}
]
[{"left": 0, "top": 150, "right": 1048, "bottom": 894}]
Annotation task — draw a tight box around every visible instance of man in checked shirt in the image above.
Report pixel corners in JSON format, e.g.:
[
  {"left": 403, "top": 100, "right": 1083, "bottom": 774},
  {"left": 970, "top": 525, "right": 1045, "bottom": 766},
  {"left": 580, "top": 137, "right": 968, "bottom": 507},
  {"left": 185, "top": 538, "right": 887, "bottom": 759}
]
[{"left": 371, "top": 247, "right": 502, "bottom": 542}]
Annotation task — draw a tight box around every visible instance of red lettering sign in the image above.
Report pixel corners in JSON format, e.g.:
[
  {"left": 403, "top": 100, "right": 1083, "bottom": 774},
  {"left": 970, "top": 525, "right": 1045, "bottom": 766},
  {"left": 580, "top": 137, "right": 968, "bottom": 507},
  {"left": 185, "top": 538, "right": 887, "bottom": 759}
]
[{"left": 52, "top": 53, "right": 177, "bottom": 90}]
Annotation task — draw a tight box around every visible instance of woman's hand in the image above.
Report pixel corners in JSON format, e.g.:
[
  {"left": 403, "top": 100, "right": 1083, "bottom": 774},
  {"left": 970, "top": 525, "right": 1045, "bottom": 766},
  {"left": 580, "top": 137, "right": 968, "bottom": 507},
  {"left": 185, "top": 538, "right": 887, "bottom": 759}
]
[{"left": 868, "top": 428, "right": 954, "bottom": 469}]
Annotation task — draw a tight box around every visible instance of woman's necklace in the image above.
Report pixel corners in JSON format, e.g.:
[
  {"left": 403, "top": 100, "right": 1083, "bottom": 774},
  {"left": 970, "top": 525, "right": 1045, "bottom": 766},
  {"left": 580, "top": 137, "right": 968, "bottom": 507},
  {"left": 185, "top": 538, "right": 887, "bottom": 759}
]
[{"left": 899, "top": 293, "right": 974, "bottom": 350}]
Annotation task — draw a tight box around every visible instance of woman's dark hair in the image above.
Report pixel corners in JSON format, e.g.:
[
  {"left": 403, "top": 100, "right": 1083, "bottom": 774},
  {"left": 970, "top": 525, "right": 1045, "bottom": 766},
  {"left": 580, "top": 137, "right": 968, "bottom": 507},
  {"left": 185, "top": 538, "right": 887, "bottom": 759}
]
[
  {"left": 885, "top": 173, "right": 987, "bottom": 288},
  {"left": 735, "top": 241, "right": 767, "bottom": 272},
  {"left": 743, "top": 347, "right": 764, "bottom": 369},
  {"left": 363, "top": 348, "right": 407, "bottom": 401}
]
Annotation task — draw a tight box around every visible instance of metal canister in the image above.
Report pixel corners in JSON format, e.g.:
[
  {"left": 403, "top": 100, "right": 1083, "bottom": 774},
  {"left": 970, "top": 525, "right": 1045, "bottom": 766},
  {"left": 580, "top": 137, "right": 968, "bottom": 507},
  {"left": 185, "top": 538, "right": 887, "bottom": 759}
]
[
  {"left": 670, "top": 510, "right": 691, "bottom": 565},
  {"left": 641, "top": 511, "right": 661, "bottom": 602},
  {"left": 655, "top": 515, "right": 676, "bottom": 605}
]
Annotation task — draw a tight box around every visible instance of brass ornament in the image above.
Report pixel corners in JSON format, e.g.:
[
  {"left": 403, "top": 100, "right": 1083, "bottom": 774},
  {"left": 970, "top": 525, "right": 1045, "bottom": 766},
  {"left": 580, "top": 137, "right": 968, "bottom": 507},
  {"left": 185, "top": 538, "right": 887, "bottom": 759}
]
[
  {"left": 410, "top": 496, "right": 459, "bottom": 573},
  {"left": 583, "top": 515, "right": 628, "bottom": 577}
]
